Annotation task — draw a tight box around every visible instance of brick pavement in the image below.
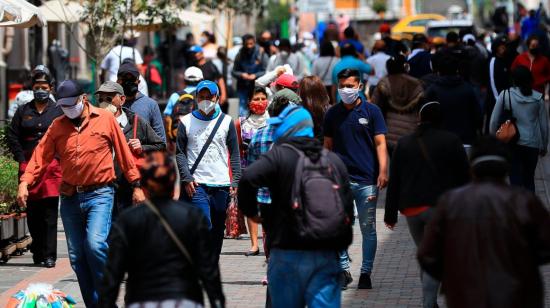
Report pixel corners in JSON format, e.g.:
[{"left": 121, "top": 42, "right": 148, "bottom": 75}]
[{"left": 2, "top": 158, "right": 550, "bottom": 307}]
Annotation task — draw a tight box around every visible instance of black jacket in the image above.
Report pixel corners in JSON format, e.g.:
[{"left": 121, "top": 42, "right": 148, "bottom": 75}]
[
  {"left": 99, "top": 198, "right": 225, "bottom": 307},
  {"left": 407, "top": 50, "right": 432, "bottom": 79},
  {"left": 238, "top": 137, "right": 354, "bottom": 250},
  {"left": 418, "top": 181, "right": 550, "bottom": 308},
  {"left": 384, "top": 124, "right": 470, "bottom": 224},
  {"left": 424, "top": 76, "right": 482, "bottom": 144}
]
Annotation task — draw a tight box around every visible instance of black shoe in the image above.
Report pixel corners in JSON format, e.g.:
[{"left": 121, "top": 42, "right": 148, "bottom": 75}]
[
  {"left": 244, "top": 249, "right": 260, "bottom": 257},
  {"left": 357, "top": 273, "right": 372, "bottom": 289},
  {"left": 340, "top": 271, "right": 353, "bottom": 290},
  {"left": 44, "top": 258, "right": 56, "bottom": 268}
]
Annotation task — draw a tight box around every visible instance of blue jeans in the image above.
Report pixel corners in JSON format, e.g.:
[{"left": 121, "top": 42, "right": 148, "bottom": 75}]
[
  {"left": 237, "top": 89, "right": 249, "bottom": 117},
  {"left": 268, "top": 249, "right": 341, "bottom": 308},
  {"left": 60, "top": 186, "right": 114, "bottom": 308},
  {"left": 184, "top": 185, "right": 229, "bottom": 262},
  {"left": 340, "top": 183, "right": 378, "bottom": 274}
]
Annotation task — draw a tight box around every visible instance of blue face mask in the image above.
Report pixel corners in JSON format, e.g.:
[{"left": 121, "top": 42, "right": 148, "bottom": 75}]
[{"left": 33, "top": 89, "right": 50, "bottom": 103}]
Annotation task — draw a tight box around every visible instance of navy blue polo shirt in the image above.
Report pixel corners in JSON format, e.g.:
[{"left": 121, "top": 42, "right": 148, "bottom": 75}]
[{"left": 323, "top": 98, "right": 387, "bottom": 185}]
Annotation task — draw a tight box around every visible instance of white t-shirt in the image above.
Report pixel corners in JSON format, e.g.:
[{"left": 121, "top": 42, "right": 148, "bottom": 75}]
[
  {"left": 100, "top": 45, "right": 143, "bottom": 82},
  {"left": 366, "top": 52, "right": 391, "bottom": 87}
]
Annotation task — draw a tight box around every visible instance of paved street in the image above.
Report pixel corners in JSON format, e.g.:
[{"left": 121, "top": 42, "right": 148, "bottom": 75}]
[{"left": 2, "top": 156, "right": 550, "bottom": 307}]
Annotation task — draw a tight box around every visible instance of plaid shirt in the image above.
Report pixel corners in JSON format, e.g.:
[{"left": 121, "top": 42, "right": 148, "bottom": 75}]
[{"left": 247, "top": 125, "right": 274, "bottom": 204}]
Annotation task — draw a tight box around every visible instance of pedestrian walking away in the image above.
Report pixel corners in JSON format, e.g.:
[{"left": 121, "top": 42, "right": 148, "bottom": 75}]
[
  {"left": 324, "top": 68, "right": 389, "bottom": 289},
  {"left": 16, "top": 80, "right": 145, "bottom": 307},
  {"left": 7, "top": 65, "right": 63, "bottom": 268},
  {"left": 176, "top": 80, "right": 241, "bottom": 263}
]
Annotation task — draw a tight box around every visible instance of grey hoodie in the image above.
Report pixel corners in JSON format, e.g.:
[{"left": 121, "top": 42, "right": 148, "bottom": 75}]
[{"left": 489, "top": 87, "right": 548, "bottom": 150}]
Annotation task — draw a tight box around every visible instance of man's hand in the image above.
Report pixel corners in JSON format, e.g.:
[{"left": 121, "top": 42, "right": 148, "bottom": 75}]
[
  {"left": 185, "top": 181, "right": 199, "bottom": 198},
  {"left": 276, "top": 66, "right": 286, "bottom": 76},
  {"left": 128, "top": 139, "right": 143, "bottom": 155},
  {"left": 132, "top": 187, "right": 146, "bottom": 205},
  {"left": 385, "top": 222, "right": 396, "bottom": 230},
  {"left": 17, "top": 182, "right": 29, "bottom": 208},
  {"left": 242, "top": 73, "right": 251, "bottom": 80},
  {"left": 377, "top": 173, "right": 388, "bottom": 189},
  {"left": 230, "top": 186, "right": 238, "bottom": 196}
]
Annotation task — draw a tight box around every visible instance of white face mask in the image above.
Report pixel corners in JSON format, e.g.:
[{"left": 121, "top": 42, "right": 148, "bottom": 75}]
[
  {"left": 280, "top": 51, "right": 289, "bottom": 58},
  {"left": 99, "top": 102, "right": 118, "bottom": 115},
  {"left": 198, "top": 100, "right": 216, "bottom": 114},
  {"left": 199, "top": 37, "right": 207, "bottom": 45},
  {"left": 62, "top": 99, "right": 84, "bottom": 119},
  {"left": 338, "top": 86, "right": 361, "bottom": 105}
]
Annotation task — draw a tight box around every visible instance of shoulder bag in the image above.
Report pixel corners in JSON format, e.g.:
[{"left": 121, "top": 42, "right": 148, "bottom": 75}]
[{"left": 496, "top": 90, "right": 520, "bottom": 144}]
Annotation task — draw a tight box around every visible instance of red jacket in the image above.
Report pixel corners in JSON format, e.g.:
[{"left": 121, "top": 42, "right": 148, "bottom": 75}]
[{"left": 511, "top": 52, "right": 550, "bottom": 93}]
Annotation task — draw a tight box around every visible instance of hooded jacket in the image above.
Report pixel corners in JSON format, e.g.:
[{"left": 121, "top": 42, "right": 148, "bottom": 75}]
[
  {"left": 372, "top": 73, "right": 424, "bottom": 146},
  {"left": 489, "top": 87, "right": 548, "bottom": 150},
  {"left": 424, "top": 75, "right": 481, "bottom": 144},
  {"left": 238, "top": 137, "right": 354, "bottom": 251},
  {"left": 418, "top": 181, "right": 550, "bottom": 308}
]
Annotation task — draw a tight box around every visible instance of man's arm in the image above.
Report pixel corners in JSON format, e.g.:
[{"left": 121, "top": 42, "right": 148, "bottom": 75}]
[
  {"left": 175, "top": 123, "right": 193, "bottom": 183},
  {"left": 374, "top": 134, "right": 388, "bottom": 189},
  {"left": 7, "top": 106, "right": 26, "bottom": 163},
  {"left": 238, "top": 149, "right": 277, "bottom": 218},
  {"left": 384, "top": 141, "right": 401, "bottom": 227},
  {"left": 217, "top": 77, "right": 227, "bottom": 105},
  {"left": 150, "top": 102, "right": 167, "bottom": 143},
  {"left": 226, "top": 120, "right": 242, "bottom": 187}
]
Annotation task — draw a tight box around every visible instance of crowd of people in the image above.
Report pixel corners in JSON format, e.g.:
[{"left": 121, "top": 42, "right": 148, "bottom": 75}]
[{"left": 6, "top": 16, "right": 550, "bottom": 308}]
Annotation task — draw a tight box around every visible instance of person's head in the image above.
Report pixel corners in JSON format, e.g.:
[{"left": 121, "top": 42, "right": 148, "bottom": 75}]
[
  {"left": 122, "top": 30, "right": 140, "bottom": 47},
  {"left": 319, "top": 40, "right": 335, "bottom": 57},
  {"left": 298, "top": 76, "right": 329, "bottom": 129},
  {"left": 143, "top": 46, "right": 155, "bottom": 63},
  {"left": 268, "top": 88, "right": 302, "bottom": 117},
  {"left": 30, "top": 65, "right": 53, "bottom": 103},
  {"left": 183, "top": 66, "right": 204, "bottom": 89},
  {"left": 529, "top": 9, "right": 536, "bottom": 18},
  {"left": 195, "top": 80, "right": 219, "bottom": 115},
  {"left": 189, "top": 45, "right": 205, "bottom": 63},
  {"left": 526, "top": 34, "right": 541, "bottom": 56},
  {"left": 418, "top": 101, "right": 441, "bottom": 126},
  {"left": 337, "top": 69, "right": 362, "bottom": 105},
  {"left": 277, "top": 39, "right": 292, "bottom": 54},
  {"left": 56, "top": 80, "right": 87, "bottom": 119},
  {"left": 470, "top": 136, "right": 511, "bottom": 181},
  {"left": 185, "top": 32, "right": 195, "bottom": 44},
  {"left": 272, "top": 73, "right": 299, "bottom": 93},
  {"left": 412, "top": 34, "right": 428, "bottom": 50},
  {"left": 446, "top": 31, "right": 459, "bottom": 47},
  {"left": 379, "top": 23, "right": 391, "bottom": 38},
  {"left": 200, "top": 31, "right": 215, "bottom": 46},
  {"left": 462, "top": 33, "right": 476, "bottom": 46},
  {"left": 492, "top": 35, "right": 508, "bottom": 57},
  {"left": 267, "top": 105, "right": 314, "bottom": 142},
  {"left": 438, "top": 54, "right": 459, "bottom": 76},
  {"left": 140, "top": 150, "right": 178, "bottom": 198},
  {"left": 260, "top": 30, "right": 272, "bottom": 42},
  {"left": 512, "top": 65, "right": 533, "bottom": 96},
  {"left": 386, "top": 55, "right": 407, "bottom": 75},
  {"left": 96, "top": 81, "right": 126, "bottom": 116},
  {"left": 343, "top": 26, "right": 356, "bottom": 39},
  {"left": 372, "top": 40, "right": 386, "bottom": 53},
  {"left": 217, "top": 46, "right": 227, "bottom": 61},
  {"left": 340, "top": 43, "right": 357, "bottom": 58},
  {"left": 117, "top": 61, "right": 140, "bottom": 97},
  {"left": 242, "top": 34, "right": 256, "bottom": 52},
  {"left": 247, "top": 87, "right": 268, "bottom": 115}
]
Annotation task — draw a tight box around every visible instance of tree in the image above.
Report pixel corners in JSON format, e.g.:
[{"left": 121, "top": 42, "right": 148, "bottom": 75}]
[{"left": 195, "top": 0, "right": 263, "bottom": 16}]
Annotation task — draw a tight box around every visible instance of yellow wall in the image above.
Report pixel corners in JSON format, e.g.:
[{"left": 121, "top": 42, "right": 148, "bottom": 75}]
[{"left": 335, "top": 0, "right": 360, "bottom": 9}]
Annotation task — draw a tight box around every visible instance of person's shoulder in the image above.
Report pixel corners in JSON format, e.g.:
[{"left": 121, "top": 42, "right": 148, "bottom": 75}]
[
  {"left": 365, "top": 101, "right": 383, "bottom": 113},
  {"left": 325, "top": 103, "right": 343, "bottom": 117}
]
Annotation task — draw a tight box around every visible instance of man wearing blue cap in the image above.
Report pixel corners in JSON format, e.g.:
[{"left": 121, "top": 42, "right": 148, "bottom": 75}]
[
  {"left": 175, "top": 80, "right": 241, "bottom": 262},
  {"left": 189, "top": 45, "right": 227, "bottom": 106},
  {"left": 238, "top": 105, "right": 354, "bottom": 307}
]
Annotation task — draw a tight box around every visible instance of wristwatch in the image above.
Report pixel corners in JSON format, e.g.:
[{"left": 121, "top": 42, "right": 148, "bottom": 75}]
[{"left": 131, "top": 181, "right": 141, "bottom": 188}]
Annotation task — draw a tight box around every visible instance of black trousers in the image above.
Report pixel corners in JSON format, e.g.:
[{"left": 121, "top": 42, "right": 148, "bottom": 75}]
[
  {"left": 510, "top": 144, "right": 539, "bottom": 192},
  {"left": 27, "top": 197, "right": 59, "bottom": 261}
]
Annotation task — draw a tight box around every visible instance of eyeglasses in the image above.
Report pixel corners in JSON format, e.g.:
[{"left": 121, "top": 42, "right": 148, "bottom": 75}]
[{"left": 96, "top": 94, "right": 116, "bottom": 103}]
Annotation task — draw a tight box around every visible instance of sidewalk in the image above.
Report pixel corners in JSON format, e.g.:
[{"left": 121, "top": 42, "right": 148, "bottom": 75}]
[{"left": 2, "top": 155, "right": 550, "bottom": 307}]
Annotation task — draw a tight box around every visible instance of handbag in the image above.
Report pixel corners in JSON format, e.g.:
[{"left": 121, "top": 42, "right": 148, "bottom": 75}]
[
  {"left": 496, "top": 90, "right": 520, "bottom": 144},
  {"left": 225, "top": 195, "right": 248, "bottom": 238},
  {"left": 131, "top": 115, "right": 146, "bottom": 168}
]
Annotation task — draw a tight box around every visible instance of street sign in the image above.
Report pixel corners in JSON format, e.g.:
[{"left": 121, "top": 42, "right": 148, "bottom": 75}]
[{"left": 298, "top": 0, "right": 334, "bottom": 13}]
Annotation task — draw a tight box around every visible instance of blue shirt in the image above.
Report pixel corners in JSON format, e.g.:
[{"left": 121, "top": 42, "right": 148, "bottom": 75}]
[
  {"left": 323, "top": 99, "right": 387, "bottom": 185},
  {"left": 332, "top": 56, "right": 372, "bottom": 84},
  {"left": 340, "top": 39, "right": 365, "bottom": 55},
  {"left": 125, "top": 92, "right": 166, "bottom": 142}
]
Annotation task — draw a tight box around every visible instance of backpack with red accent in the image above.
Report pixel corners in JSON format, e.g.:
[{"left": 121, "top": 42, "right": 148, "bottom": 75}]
[{"left": 282, "top": 144, "right": 352, "bottom": 246}]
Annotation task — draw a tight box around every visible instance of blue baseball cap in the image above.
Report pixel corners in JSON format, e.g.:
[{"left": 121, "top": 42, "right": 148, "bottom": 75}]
[
  {"left": 196, "top": 80, "right": 219, "bottom": 96},
  {"left": 268, "top": 105, "right": 314, "bottom": 142},
  {"left": 189, "top": 45, "right": 203, "bottom": 53},
  {"left": 56, "top": 80, "right": 83, "bottom": 106}
]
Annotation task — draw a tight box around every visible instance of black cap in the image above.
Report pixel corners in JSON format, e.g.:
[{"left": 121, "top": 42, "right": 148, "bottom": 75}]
[
  {"left": 492, "top": 35, "right": 508, "bottom": 50},
  {"left": 56, "top": 80, "right": 83, "bottom": 106},
  {"left": 117, "top": 62, "right": 140, "bottom": 79},
  {"left": 31, "top": 65, "right": 52, "bottom": 84}
]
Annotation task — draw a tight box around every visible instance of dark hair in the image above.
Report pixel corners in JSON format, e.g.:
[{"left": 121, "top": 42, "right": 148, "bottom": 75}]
[
  {"left": 242, "top": 33, "right": 255, "bottom": 43},
  {"left": 278, "top": 38, "right": 291, "bottom": 50},
  {"left": 217, "top": 46, "right": 227, "bottom": 61},
  {"left": 337, "top": 68, "right": 361, "bottom": 81},
  {"left": 298, "top": 76, "right": 330, "bottom": 137},
  {"left": 386, "top": 55, "right": 407, "bottom": 75},
  {"left": 470, "top": 136, "right": 510, "bottom": 179},
  {"left": 143, "top": 46, "right": 155, "bottom": 56},
  {"left": 343, "top": 26, "right": 356, "bottom": 39},
  {"left": 438, "top": 55, "right": 459, "bottom": 76},
  {"left": 340, "top": 43, "right": 357, "bottom": 57},
  {"left": 268, "top": 97, "right": 290, "bottom": 117},
  {"left": 140, "top": 150, "right": 177, "bottom": 198},
  {"left": 248, "top": 86, "right": 268, "bottom": 101},
  {"left": 512, "top": 65, "right": 533, "bottom": 96},
  {"left": 319, "top": 40, "right": 335, "bottom": 57},
  {"left": 446, "top": 31, "right": 459, "bottom": 43},
  {"left": 185, "top": 33, "right": 194, "bottom": 40},
  {"left": 202, "top": 31, "right": 216, "bottom": 44},
  {"left": 526, "top": 34, "right": 539, "bottom": 47},
  {"left": 412, "top": 34, "right": 427, "bottom": 49}
]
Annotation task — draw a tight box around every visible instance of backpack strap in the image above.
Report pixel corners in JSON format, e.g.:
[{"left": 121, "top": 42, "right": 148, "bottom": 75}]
[{"left": 281, "top": 143, "right": 306, "bottom": 209}]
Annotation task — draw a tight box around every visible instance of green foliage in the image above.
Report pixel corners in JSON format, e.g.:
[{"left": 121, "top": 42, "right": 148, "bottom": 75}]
[
  {"left": 195, "top": 0, "right": 263, "bottom": 16},
  {"left": 0, "top": 155, "right": 18, "bottom": 207},
  {"left": 373, "top": 0, "right": 387, "bottom": 13},
  {"left": 256, "top": 0, "right": 290, "bottom": 35}
]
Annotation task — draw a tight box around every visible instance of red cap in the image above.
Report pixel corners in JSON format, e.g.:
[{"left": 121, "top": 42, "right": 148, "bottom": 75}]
[
  {"left": 379, "top": 23, "right": 391, "bottom": 34},
  {"left": 273, "top": 73, "right": 299, "bottom": 89}
]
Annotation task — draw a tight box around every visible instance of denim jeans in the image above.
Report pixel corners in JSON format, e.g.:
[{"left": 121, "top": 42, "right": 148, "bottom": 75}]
[
  {"left": 340, "top": 183, "right": 378, "bottom": 274},
  {"left": 184, "top": 185, "right": 229, "bottom": 263},
  {"left": 237, "top": 89, "right": 249, "bottom": 117},
  {"left": 406, "top": 208, "right": 440, "bottom": 308},
  {"left": 60, "top": 186, "right": 114, "bottom": 308},
  {"left": 268, "top": 249, "right": 341, "bottom": 308}
]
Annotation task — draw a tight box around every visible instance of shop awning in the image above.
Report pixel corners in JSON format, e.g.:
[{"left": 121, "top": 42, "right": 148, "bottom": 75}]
[
  {"left": 0, "top": 0, "right": 46, "bottom": 28},
  {"left": 39, "top": 0, "right": 84, "bottom": 23}
]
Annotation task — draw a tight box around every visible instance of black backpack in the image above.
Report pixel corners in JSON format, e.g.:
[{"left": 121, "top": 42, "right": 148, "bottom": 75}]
[{"left": 282, "top": 144, "right": 352, "bottom": 246}]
